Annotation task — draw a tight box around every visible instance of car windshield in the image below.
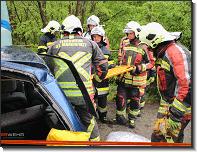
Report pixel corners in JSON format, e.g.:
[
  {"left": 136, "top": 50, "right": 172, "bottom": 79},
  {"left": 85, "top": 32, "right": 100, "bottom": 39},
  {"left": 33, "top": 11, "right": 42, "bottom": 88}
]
[{"left": 1, "top": 45, "right": 45, "bottom": 64}]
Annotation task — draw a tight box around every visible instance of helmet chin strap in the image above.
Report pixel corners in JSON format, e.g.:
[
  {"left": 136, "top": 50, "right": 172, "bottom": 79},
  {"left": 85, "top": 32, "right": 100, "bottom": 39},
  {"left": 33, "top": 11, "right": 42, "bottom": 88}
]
[
  {"left": 153, "top": 41, "right": 173, "bottom": 60},
  {"left": 129, "top": 37, "right": 137, "bottom": 43}
]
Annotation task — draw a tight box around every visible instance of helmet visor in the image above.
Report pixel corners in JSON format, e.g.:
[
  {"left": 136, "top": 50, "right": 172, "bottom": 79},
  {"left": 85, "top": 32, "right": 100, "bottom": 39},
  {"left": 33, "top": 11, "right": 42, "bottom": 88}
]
[{"left": 122, "top": 29, "right": 134, "bottom": 34}]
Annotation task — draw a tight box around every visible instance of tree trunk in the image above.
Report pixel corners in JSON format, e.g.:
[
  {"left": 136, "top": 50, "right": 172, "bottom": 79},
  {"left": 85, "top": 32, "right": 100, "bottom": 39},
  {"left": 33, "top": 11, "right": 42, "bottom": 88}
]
[
  {"left": 81, "top": 1, "right": 88, "bottom": 26},
  {"left": 75, "top": 1, "right": 82, "bottom": 17},
  {"left": 37, "top": 1, "right": 47, "bottom": 28},
  {"left": 69, "top": 2, "right": 74, "bottom": 14},
  {"left": 90, "top": 1, "right": 96, "bottom": 14},
  {"left": 12, "top": 1, "right": 21, "bottom": 23},
  {"left": 42, "top": 1, "right": 47, "bottom": 23},
  {"left": 11, "top": 1, "right": 22, "bottom": 44}
]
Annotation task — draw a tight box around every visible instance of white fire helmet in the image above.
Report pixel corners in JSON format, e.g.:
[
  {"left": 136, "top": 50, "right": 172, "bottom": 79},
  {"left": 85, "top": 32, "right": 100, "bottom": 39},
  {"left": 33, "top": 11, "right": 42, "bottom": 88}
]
[
  {"left": 41, "top": 20, "right": 60, "bottom": 34},
  {"left": 139, "top": 22, "right": 182, "bottom": 49},
  {"left": 122, "top": 21, "right": 141, "bottom": 38},
  {"left": 90, "top": 26, "right": 106, "bottom": 43},
  {"left": 87, "top": 15, "right": 100, "bottom": 26},
  {"left": 62, "top": 15, "right": 83, "bottom": 34},
  {"left": 91, "top": 26, "right": 105, "bottom": 37}
]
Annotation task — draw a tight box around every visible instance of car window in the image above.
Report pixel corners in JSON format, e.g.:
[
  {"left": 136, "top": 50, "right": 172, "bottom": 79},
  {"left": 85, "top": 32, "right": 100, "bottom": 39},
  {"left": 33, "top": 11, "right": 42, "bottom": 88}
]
[{"left": 1, "top": 76, "right": 67, "bottom": 141}]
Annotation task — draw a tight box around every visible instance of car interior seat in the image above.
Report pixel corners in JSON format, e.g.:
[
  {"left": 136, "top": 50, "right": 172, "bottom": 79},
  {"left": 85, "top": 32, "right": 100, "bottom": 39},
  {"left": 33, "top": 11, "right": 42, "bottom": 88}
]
[{"left": 1, "top": 79, "right": 28, "bottom": 114}]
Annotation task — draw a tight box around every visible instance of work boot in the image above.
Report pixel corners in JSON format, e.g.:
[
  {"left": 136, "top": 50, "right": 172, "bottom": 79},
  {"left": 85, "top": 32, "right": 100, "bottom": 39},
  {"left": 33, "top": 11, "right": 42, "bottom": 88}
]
[
  {"left": 129, "top": 119, "right": 136, "bottom": 128},
  {"left": 98, "top": 111, "right": 108, "bottom": 124},
  {"left": 109, "top": 114, "right": 128, "bottom": 125}
]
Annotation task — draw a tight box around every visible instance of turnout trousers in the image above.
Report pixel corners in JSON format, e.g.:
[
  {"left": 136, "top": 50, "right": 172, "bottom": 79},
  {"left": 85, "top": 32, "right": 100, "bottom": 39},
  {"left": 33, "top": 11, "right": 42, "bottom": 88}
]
[
  {"left": 116, "top": 83, "right": 140, "bottom": 123},
  {"left": 75, "top": 106, "right": 100, "bottom": 141},
  {"left": 139, "top": 85, "right": 146, "bottom": 109}
]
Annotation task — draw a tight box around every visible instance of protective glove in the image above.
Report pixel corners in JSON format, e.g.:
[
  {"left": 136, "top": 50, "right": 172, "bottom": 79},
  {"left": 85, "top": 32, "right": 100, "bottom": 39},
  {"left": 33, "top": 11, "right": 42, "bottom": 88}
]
[
  {"left": 168, "top": 117, "right": 181, "bottom": 130},
  {"left": 108, "top": 64, "right": 116, "bottom": 69},
  {"left": 131, "top": 65, "right": 140, "bottom": 76}
]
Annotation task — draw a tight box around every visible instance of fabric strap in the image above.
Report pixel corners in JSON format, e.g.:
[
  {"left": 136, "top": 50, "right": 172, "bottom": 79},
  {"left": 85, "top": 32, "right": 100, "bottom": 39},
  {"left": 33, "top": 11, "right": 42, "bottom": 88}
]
[{"left": 1, "top": 19, "right": 11, "bottom": 31}]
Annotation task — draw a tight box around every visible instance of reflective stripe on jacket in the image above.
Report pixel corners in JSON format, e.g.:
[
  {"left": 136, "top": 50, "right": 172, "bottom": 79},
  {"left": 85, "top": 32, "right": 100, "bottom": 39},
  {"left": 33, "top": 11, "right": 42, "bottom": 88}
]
[
  {"left": 38, "top": 32, "right": 57, "bottom": 54},
  {"left": 118, "top": 36, "right": 129, "bottom": 63},
  {"left": 120, "top": 40, "right": 155, "bottom": 87},
  {"left": 92, "top": 42, "right": 114, "bottom": 96},
  {"left": 155, "top": 40, "right": 191, "bottom": 122},
  {"left": 47, "top": 34, "right": 108, "bottom": 106}
]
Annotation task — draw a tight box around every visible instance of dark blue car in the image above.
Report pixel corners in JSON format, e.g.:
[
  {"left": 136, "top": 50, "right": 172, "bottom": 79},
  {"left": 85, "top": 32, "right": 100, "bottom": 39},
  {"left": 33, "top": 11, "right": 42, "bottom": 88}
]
[{"left": 1, "top": 45, "right": 87, "bottom": 140}]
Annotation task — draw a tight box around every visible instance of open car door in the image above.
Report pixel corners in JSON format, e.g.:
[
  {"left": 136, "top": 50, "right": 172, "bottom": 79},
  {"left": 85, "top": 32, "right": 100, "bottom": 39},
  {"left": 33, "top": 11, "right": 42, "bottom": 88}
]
[{"left": 41, "top": 54, "right": 98, "bottom": 118}]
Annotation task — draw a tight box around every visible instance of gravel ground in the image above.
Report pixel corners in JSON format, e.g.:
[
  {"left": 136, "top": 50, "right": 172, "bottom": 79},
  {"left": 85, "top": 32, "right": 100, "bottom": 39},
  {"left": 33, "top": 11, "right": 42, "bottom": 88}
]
[{"left": 96, "top": 99, "right": 191, "bottom": 143}]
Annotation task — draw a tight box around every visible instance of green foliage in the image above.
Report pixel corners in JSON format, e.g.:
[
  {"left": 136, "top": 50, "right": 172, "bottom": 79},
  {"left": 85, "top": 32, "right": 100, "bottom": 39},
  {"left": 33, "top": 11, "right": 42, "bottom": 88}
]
[
  {"left": 108, "top": 51, "right": 119, "bottom": 86},
  {"left": 146, "top": 81, "right": 160, "bottom": 103},
  {"left": 107, "top": 86, "right": 117, "bottom": 102},
  {"left": 6, "top": 1, "right": 191, "bottom": 50}
]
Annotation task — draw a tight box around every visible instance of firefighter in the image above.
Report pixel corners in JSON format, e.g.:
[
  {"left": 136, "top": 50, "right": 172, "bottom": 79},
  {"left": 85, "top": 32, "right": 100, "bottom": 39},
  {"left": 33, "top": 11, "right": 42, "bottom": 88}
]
[
  {"left": 139, "top": 22, "right": 191, "bottom": 143},
  {"left": 119, "top": 21, "right": 155, "bottom": 118},
  {"left": 47, "top": 15, "right": 108, "bottom": 141},
  {"left": 90, "top": 26, "right": 116, "bottom": 123},
  {"left": 110, "top": 21, "right": 155, "bottom": 128},
  {"left": 38, "top": 20, "right": 60, "bottom": 54},
  {"left": 83, "top": 15, "right": 110, "bottom": 50}
]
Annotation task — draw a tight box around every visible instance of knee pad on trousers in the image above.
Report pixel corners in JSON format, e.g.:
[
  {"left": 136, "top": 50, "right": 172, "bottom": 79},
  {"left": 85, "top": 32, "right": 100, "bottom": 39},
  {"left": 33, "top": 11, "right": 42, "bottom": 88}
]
[
  {"left": 98, "top": 95, "right": 107, "bottom": 109},
  {"left": 130, "top": 97, "right": 140, "bottom": 110},
  {"left": 116, "top": 94, "right": 125, "bottom": 111}
]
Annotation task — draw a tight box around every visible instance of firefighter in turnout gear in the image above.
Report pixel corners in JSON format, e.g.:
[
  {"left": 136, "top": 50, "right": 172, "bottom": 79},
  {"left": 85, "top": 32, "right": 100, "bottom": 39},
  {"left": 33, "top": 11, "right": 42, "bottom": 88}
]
[
  {"left": 110, "top": 21, "right": 155, "bottom": 128},
  {"left": 83, "top": 15, "right": 110, "bottom": 50},
  {"left": 38, "top": 20, "right": 60, "bottom": 54},
  {"left": 47, "top": 15, "right": 108, "bottom": 141},
  {"left": 90, "top": 26, "right": 116, "bottom": 123},
  {"left": 139, "top": 22, "right": 191, "bottom": 143},
  {"left": 119, "top": 22, "right": 155, "bottom": 115}
]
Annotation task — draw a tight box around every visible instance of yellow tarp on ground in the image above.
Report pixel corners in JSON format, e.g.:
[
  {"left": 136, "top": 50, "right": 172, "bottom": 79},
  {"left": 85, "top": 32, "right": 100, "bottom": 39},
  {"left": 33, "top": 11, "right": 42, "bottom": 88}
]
[{"left": 46, "top": 128, "right": 91, "bottom": 146}]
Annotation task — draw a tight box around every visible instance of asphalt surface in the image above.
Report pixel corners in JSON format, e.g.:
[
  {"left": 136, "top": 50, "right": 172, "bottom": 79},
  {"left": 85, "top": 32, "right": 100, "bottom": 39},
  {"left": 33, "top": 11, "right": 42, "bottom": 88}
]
[{"left": 96, "top": 99, "right": 191, "bottom": 143}]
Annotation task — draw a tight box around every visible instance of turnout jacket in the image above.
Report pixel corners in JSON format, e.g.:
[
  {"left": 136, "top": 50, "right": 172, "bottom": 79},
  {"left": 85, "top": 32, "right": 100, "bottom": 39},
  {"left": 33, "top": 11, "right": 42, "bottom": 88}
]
[
  {"left": 155, "top": 40, "right": 191, "bottom": 122},
  {"left": 92, "top": 42, "right": 115, "bottom": 97},
  {"left": 119, "top": 39, "right": 155, "bottom": 88},
  {"left": 38, "top": 33, "right": 57, "bottom": 54},
  {"left": 118, "top": 36, "right": 129, "bottom": 64},
  {"left": 47, "top": 34, "right": 108, "bottom": 106}
]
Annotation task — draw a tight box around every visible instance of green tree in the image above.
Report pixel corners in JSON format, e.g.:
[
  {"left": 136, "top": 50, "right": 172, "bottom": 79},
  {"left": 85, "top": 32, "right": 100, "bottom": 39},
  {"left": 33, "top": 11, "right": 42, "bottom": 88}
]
[{"left": 6, "top": 1, "right": 191, "bottom": 50}]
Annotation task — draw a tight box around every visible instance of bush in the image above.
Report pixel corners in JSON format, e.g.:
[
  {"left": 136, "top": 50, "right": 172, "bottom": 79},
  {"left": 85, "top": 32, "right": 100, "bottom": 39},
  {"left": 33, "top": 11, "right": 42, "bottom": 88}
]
[{"left": 145, "top": 81, "right": 160, "bottom": 103}]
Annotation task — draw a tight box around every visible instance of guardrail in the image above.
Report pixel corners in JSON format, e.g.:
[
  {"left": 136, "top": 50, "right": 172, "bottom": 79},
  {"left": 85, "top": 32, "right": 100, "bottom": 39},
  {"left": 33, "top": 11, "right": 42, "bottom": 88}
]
[{"left": 109, "top": 50, "right": 118, "bottom": 52}]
